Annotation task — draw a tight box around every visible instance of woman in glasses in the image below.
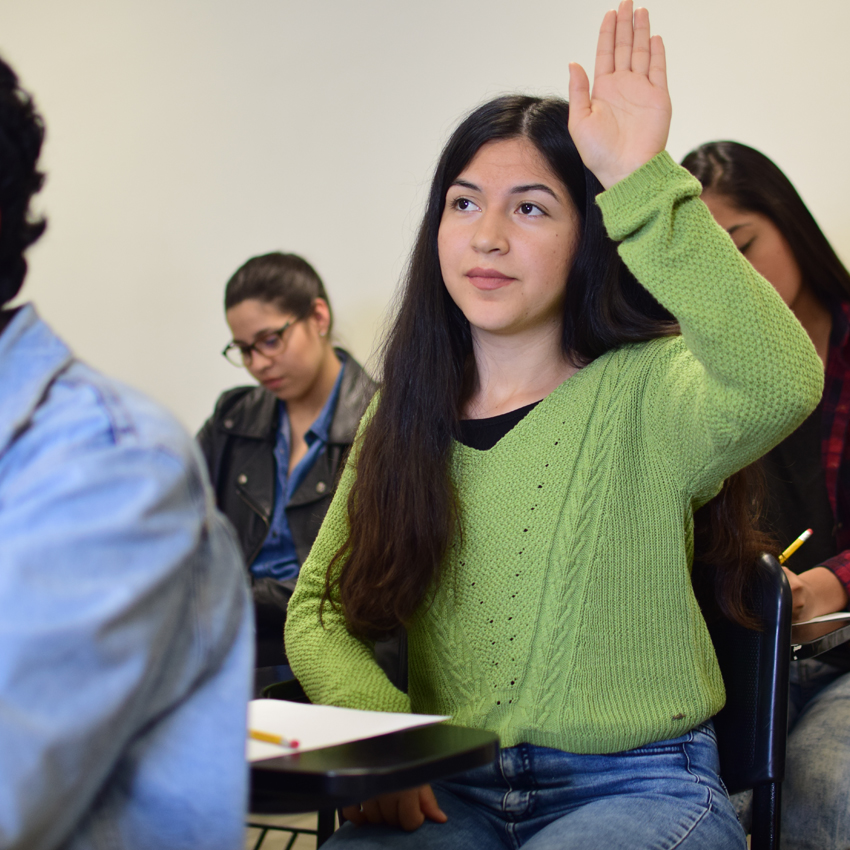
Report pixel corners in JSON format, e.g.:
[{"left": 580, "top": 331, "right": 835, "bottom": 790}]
[{"left": 198, "top": 252, "right": 380, "bottom": 689}]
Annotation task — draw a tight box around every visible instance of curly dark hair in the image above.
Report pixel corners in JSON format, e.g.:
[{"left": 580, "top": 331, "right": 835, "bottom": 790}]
[{"left": 0, "top": 55, "right": 46, "bottom": 307}]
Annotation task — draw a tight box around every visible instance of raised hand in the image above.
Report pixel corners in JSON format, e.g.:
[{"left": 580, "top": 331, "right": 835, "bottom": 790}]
[{"left": 568, "top": 1, "right": 671, "bottom": 189}]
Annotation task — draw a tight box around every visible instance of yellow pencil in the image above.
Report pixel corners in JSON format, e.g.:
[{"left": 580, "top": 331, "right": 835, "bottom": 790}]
[
  {"left": 249, "top": 728, "right": 300, "bottom": 748},
  {"left": 778, "top": 528, "right": 813, "bottom": 565}
]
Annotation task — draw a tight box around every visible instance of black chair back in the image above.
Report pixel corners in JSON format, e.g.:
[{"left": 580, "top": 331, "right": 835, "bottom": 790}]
[{"left": 708, "top": 552, "right": 791, "bottom": 850}]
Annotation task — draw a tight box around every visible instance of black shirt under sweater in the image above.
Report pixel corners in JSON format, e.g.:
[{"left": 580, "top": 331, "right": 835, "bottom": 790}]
[{"left": 458, "top": 401, "right": 540, "bottom": 451}]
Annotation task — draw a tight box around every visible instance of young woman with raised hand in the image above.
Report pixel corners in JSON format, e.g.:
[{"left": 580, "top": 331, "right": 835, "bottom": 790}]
[
  {"left": 683, "top": 140, "right": 850, "bottom": 850},
  {"left": 285, "top": 4, "right": 822, "bottom": 847}
]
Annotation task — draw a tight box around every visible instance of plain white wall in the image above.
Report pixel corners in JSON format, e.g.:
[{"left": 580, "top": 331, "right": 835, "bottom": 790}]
[{"left": 2, "top": 0, "right": 850, "bottom": 431}]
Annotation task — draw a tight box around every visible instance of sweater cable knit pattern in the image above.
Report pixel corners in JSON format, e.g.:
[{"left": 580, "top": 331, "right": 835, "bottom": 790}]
[{"left": 285, "top": 152, "right": 823, "bottom": 755}]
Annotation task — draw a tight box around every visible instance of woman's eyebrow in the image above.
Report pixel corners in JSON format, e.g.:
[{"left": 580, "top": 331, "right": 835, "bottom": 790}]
[
  {"left": 510, "top": 183, "right": 559, "bottom": 200},
  {"left": 449, "top": 178, "right": 559, "bottom": 200},
  {"left": 450, "top": 179, "right": 480, "bottom": 192},
  {"left": 231, "top": 326, "right": 277, "bottom": 346},
  {"left": 726, "top": 223, "right": 752, "bottom": 235}
]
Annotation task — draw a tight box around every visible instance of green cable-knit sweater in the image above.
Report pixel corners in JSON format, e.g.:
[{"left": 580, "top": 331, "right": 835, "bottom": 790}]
[{"left": 285, "top": 152, "right": 823, "bottom": 754}]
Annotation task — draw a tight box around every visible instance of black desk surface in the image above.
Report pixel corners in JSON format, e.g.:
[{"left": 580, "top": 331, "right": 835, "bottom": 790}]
[
  {"left": 791, "top": 616, "right": 850, "bottom": 660},
  {"left": 250, "top": 723, "right": 498, "bottom": 814}
]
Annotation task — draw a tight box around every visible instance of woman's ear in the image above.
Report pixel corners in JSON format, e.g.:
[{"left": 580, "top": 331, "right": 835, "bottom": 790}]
[{"left": 311, "top": 297, "right": 332, "bottom": 338}]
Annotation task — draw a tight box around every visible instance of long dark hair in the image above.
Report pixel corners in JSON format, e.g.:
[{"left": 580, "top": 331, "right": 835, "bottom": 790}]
[
  {"left": 325, "top": 97, "right": 766, "bottom": 637},
  {"left": 681, "top": 141, "right": 850, "bottom": 303}
]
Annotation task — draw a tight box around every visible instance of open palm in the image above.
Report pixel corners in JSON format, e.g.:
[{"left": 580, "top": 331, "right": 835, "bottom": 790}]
[{"left": 568, "top": 1, "right": 672, "bottom": 189}]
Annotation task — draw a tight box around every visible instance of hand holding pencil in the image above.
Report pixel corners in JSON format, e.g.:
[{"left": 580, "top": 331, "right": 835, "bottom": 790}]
[{"left": 778, "top": 527, "right": 850, "bottom": 622}]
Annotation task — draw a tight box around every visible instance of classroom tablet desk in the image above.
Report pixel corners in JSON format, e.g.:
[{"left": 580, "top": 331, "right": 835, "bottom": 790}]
[
  {"left": 791, "top": 615, "right": 850, "bottom": 660},
  {"left": 250, "top": 722, "right": 498, "bottom": 815}
]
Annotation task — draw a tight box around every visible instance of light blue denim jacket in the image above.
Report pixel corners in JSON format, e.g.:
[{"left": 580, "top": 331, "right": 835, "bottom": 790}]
[{"left": 0, "top": 305, "right": 254, "bottom": 850}]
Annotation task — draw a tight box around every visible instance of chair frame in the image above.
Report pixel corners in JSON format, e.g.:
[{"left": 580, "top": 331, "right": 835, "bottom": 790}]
[
  {"left": 246, "top": 810, "right": 335, "bottom": 849},
  {"left": 708, "top": 552, "right": 791, "bottom": 850}
]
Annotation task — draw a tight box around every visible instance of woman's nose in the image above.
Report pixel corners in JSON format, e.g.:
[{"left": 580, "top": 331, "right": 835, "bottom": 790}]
[
  {"left": 471, "top": 210, "right": 508, "bottom": 253},
  {"left": 246, "top": 349, "right": 275, "bottom": 376}
]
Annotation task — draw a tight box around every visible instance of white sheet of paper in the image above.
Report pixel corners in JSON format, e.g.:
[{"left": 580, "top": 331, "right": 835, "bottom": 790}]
[
  {"left": 247, "top": 699, "right": 450, "bottom": 762},
  {"left": 793, "top": 611, "right": 850, "bottom": 626}
]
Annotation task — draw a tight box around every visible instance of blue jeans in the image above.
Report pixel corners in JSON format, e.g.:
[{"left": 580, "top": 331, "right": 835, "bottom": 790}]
[
  {"left": 782, "top": 658, "right": 850, "bottom": 849},
  {"left": 327, "top": 722, "right": 744, "bottom": 849}
]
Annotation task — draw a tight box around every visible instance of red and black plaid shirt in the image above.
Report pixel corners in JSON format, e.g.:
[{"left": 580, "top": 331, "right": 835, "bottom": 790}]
[{"left": 820, "top": 300, "right": 850, "bottom": 594}]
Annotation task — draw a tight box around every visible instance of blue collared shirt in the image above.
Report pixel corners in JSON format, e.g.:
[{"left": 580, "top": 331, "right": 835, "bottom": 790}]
[
  {"left": 251, "top": 355, "right": 347, "bottom": 581},
  {"left": 0, "top": 304, "right": 253, "bottom": 850}
]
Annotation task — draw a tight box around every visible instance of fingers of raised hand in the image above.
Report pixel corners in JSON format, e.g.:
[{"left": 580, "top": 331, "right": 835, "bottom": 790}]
[
  {"left": 567, "top": 61, "right": 592, "bottom": 120},
  {"left": 594, "top": 9, "right": 617, "bottom": 78},
  {"left": 648, "top": 34, "right": 667, "bottom": 89},
  {"left": 598, "top": 3, "right": 662, "bottom": 84},
  {"left": 613, "top": 0, "right": 636, "bottom": 73},
  {"left": 631, "top": 6, "right": 651, "bottom": 75}
]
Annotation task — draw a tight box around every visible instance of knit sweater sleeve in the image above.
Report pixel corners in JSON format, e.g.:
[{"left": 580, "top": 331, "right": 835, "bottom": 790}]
[
  {"left": 284, "top": 402, "right": 412, "bottom": 713},
  {"left": 596, "top": 152, "right": 823, "bottom": 499}
]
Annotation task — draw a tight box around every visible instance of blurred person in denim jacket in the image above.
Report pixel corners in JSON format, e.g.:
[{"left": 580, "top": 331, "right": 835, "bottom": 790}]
[{"left": 0, "top": 55, "right": 253, "bottom": 850}]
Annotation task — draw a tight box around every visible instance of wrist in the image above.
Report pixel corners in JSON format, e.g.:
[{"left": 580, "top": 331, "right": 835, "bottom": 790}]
[
  {"left": 595, "top": 157, "right": 661, "bottom": 190},
  {"left": 802, "top": 566, "right": 850, "bottom": 618}
]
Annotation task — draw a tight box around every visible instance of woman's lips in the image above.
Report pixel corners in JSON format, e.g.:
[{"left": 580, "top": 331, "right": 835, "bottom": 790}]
[{"left": 466, "top": 268, "right": 515, "bottom": 291}]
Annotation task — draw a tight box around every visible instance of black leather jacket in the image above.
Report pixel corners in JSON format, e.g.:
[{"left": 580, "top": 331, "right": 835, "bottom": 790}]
[{"left": 198, "top": 351, "right": 376, "bottom": 667}]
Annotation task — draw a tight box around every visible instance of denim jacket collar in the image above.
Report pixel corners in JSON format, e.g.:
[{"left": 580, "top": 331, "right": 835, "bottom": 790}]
[{"left": 0, "top": 303, "right": 73, "bottom": 457}]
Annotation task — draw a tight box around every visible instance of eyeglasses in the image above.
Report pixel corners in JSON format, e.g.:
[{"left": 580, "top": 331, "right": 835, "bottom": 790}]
[{"left": 222, "top": 321, "right": 298, "bottom": 367}]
